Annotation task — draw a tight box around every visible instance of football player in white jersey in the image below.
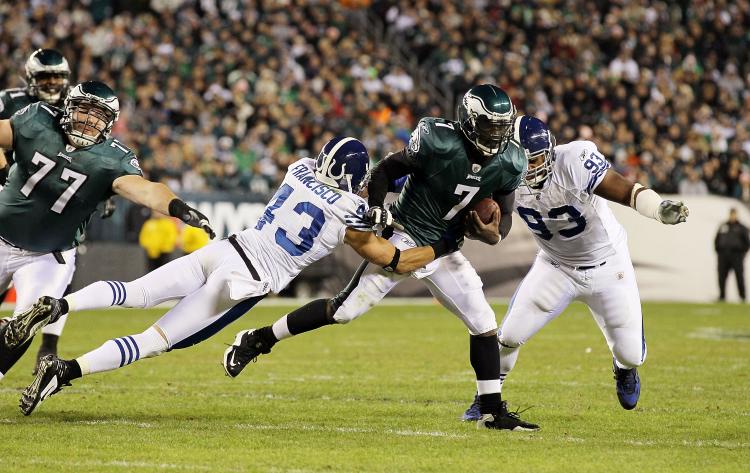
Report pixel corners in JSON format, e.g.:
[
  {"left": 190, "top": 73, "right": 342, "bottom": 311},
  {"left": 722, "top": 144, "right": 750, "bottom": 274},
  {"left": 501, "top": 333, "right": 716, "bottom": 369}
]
[
  {"left": 462, "top": 116, "right": 689, "bottom": 422},
  {"left": 13, "top": 137, "right": 455, "bottom": 415}
]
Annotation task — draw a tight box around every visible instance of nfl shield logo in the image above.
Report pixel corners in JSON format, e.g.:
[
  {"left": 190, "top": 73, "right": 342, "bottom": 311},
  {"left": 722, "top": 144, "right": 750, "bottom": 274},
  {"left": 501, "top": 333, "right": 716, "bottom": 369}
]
[
  {"left": 472, "top": 163, "right": 481, "bottom": 173},
  {"left": 616, "top": 272, "right": 624, "bottom": 280}
]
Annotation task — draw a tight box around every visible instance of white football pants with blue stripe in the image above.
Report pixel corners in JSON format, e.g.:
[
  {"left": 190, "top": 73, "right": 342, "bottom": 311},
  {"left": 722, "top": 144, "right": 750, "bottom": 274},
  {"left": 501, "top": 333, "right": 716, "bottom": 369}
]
[
  {"left": 499, "top": 241, "right": 646, "bottom": 385},
  {"left": 66, "top": 239, "right": 268, "bottom": 375}
]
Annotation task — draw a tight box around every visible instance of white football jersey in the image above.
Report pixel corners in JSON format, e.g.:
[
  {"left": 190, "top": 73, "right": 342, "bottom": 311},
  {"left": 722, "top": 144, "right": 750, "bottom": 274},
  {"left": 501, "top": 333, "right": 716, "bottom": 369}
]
[
  {"left": 514, "top": 140, "right": 626, "bottom": 266},
  {"left": 236, "top": 158, "right": 370, "bottom": 293}
]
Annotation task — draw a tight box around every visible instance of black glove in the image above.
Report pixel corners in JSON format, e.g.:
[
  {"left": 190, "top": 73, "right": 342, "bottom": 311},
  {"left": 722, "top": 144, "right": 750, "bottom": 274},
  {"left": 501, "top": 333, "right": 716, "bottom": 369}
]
[
  {"left": 100, "top": 197, "right": 116, "bottom": 219},
  {"left": 366, "top": 206, "right": 394, "bottom": 228},
  {"left": 168, "top": 199, "right": 216, "bottom": 239}
]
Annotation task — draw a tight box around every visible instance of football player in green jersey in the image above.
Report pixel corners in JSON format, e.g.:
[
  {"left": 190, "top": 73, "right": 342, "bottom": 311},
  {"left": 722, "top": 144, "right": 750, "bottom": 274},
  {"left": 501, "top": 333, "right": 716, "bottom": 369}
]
[
  {"left": 222, "top": 84, "right": 540, "bottom": 431},
  {"left": 0, "top": 80, "right": 214, "bottom": 381},
  {"left": 0, "top": 48, "right": 70, "bottom": 175},
  {"left": 0, "top": 48, "right": 72, "bottom": 363}
]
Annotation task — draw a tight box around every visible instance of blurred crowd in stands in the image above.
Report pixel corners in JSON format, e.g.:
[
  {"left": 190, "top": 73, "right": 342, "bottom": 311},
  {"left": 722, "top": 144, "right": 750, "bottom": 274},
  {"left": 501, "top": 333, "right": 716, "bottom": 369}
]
[{"left": 1, "top": 0, "right": 749, "bottom": 200}]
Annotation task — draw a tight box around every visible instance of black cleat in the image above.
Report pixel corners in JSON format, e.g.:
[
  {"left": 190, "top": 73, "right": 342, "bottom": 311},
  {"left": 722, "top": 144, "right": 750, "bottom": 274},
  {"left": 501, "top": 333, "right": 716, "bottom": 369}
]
[
  {"left": 20, "top": 354, "right": 73, "bottom": 416},
  {"left": 33, "top": 348, "right": 57, "bottom": 376},
  {"left": 4, "top": 297, "right": 66, "bottom": 349},
  {"left": 477, "top": 401, "right": 540, "bottom": 431},
  {"left": 223, "top": 329, "right": 272, "bottom": 378}
]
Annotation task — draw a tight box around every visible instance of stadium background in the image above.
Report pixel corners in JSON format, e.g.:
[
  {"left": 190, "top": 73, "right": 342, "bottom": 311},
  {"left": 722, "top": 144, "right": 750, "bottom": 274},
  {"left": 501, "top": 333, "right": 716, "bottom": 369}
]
[
  {"left": 1, "top": 3, "right": 749, "bottom": 472},
  {"left": 1, "top": 0, "right": 749, "bottom": 301}
]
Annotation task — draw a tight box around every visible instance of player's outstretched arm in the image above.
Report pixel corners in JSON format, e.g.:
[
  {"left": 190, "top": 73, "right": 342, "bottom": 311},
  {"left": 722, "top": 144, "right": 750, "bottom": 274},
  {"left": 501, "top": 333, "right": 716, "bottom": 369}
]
[
  {"left": 344, "top": 228, "right": 453, "bottom": 274},
  {"left": 112, "top": 175, "right": 216, "bottom": 238},
  {"left": 594, "top": 169, "right": 688, "bottom": 224}
]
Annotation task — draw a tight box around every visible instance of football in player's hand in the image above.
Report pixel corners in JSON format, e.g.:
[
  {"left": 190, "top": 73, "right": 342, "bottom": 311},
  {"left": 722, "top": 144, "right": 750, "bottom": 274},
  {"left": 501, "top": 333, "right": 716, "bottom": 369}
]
[{"left": 472, "top": 198, "right": 500, "bottom": 224}]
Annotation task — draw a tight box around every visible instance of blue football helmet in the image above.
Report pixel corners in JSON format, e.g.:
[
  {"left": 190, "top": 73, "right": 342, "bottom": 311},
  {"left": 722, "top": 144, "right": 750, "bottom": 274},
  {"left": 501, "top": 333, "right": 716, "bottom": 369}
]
[
  {"left": 514, "top": 115, "right": 556, "bottom": 187},
  {"left": 314, "top": 137, "right": 370, "bottom": 193}
]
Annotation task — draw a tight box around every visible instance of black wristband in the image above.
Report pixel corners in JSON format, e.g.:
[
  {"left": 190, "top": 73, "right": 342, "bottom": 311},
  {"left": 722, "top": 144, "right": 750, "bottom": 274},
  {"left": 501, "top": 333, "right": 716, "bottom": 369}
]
[
  {"left": 382, "top": 247, "right": 401, "bottom": 272},
  {"left": 168, "top": 198, "right": 189, "bottom": 218},
  {"left": 430, "top": 239, "right": 450, "bottom": 258},
  {"left": 0, "top": 165, "right": 8, "bottom": 186}
]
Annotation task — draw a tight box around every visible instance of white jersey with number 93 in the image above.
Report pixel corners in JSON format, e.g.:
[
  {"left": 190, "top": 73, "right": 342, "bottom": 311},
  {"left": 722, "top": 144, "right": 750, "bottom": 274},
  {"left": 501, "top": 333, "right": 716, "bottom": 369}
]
[{"left": 514, "top": 140, "right": 626, "bottom": 266}]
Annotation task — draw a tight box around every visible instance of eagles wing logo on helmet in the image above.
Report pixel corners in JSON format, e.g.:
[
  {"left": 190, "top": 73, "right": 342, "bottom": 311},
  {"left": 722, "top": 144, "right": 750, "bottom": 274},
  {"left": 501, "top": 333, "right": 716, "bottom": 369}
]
[
  {"left": 25, "top": 49, "right": 71, "bottom": 106},
  {"left": 457, "top": 84, "right": 516, "bottom": 157}
]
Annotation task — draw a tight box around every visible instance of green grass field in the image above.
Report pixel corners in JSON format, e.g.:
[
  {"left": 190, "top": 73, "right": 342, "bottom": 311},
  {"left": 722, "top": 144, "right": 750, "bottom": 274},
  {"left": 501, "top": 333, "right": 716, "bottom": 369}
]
[{"left": 1, "top": 301, "right": 748, "bottom": 472}]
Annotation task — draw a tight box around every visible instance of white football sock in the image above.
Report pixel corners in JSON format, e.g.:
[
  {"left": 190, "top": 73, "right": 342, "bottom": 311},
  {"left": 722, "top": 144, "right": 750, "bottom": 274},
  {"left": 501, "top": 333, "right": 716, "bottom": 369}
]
[
  {"left": 66, "top": 280, "right": 142, "bottom": 312},
  {"left": 76, "top": 327, "right": 168, "bottom": 375},
  {"left": 271, "top": 315, "right": 293, "bottom": 340}
]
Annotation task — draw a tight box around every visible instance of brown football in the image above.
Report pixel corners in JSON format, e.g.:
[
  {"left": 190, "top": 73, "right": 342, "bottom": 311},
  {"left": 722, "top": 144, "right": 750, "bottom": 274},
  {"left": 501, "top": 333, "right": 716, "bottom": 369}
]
[{"left": 472, "top": 198, "right": 500, "bottom": 224}]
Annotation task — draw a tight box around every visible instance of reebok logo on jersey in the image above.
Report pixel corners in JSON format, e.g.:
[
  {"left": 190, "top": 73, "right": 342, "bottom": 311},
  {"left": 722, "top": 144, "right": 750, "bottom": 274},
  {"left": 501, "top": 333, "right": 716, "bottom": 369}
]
[
  {"left": 57, "top": 152, "right": 72, "bottom": 162},
  {"left": 466, "top": 174, "right": 481, "bottom": 182},
  {"left": 129, "top": 158, "right": 142, "bottom": 171}
]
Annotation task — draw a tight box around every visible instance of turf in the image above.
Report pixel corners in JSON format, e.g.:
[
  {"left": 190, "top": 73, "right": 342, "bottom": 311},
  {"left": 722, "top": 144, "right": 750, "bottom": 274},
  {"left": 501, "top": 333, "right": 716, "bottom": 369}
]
[{"left": 1, "top": 302, "right": 748, "bottom": 472}]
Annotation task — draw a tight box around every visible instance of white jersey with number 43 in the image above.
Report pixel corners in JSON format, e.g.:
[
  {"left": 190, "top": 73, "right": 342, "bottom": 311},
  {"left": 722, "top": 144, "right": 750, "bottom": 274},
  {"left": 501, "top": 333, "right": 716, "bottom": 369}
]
[
  {"left": 236, "top": 158, "right": 370, "bottom": 293},
  {"left": 515, "top": 140, "right": 626, "bottom": 266}
]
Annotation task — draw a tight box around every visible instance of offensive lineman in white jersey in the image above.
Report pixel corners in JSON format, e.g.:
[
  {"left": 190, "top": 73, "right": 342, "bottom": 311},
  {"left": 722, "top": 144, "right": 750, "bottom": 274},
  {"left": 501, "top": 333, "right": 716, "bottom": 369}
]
[
  {"left": 462, "top": 116, "right": 689, "bottom": 421},
  {"left": 11, "top": 137, "right": 456, "bottom": 415}
]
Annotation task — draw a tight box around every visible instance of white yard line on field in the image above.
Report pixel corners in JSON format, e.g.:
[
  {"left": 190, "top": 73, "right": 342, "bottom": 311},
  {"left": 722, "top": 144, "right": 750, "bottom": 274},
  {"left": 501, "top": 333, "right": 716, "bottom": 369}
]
[
  {"left": 235, "top": 422, "right": 469, "bottom": 438},
  {"left": 2, "top": 458, "right": 242, "bottom": 472}
]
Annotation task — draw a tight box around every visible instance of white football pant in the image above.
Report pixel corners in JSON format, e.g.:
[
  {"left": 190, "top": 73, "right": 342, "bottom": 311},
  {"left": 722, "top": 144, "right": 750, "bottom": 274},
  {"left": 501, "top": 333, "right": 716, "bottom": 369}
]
[
  {"left": 333, "top": 230, "right": 497, "bottom": 335},
  {"left": 79, "top": 239, "right": 270, "bottom": 351},
  {"left": 499, "top": 241, "right": 646, "bottom": 377}
]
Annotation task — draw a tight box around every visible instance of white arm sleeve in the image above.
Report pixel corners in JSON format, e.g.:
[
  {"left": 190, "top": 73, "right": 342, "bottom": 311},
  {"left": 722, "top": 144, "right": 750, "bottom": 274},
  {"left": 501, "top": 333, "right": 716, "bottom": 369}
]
[{"left": 631, "top": 183, "right": 663, "bottom": 222}]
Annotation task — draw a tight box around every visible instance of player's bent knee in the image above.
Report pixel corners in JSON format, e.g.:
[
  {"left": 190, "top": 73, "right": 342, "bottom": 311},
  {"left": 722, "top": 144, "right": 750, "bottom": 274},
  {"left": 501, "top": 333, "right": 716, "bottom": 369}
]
[
  {"left": 332, "top": 307, "right": 359, "bottom": 324},
  {"left": 120, "top": 281, "right": 148, "bottom": 308},
  {"left": 137, "top": 326, "right": 170, "bottom": 358},
  {"left": 498, "top": 332, "right": 526, "bottom": 349},
  {"left": 332, "top": 296, "right": 374, "bottom": 324},
  {"left": 613, "top": 347, "right": 644, "bottom": 369}
]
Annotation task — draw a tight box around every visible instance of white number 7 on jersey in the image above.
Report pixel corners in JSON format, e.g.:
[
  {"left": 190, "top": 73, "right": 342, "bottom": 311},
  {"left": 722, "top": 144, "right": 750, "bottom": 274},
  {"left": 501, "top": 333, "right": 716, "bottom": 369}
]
[{"left": 443, "top": 184, "right": 479, "bottom": 220}]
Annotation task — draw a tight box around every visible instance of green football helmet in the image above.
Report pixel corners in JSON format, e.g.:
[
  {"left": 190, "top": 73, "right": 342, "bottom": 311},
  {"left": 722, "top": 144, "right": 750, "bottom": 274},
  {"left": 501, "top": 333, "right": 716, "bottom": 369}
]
[
  {"left": 61, "top": 81, "right": 120, "bottom": 148},
  {"left": 457, "top": 84, "right": 516, "bottom": 157},
  {"left": 25, "top": 49, "right": 71, "bottom": 106}
]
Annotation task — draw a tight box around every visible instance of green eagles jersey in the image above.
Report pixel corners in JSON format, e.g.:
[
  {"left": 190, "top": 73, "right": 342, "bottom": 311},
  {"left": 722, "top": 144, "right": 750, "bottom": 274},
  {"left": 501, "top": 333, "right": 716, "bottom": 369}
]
[
  {"left": 0, "top": 102, "right": 142, "bottom": 252},
  {"left": 392, "top": 117, "right": 527, "bottom": 246},
  {"left": 0, "top": 87, "right": 36, "bottom": 165}
]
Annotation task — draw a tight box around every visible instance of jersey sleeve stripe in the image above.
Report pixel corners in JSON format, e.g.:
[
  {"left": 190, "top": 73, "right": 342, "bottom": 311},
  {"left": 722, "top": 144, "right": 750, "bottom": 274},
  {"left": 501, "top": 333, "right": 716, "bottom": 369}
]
[{"left": 585, "top": 161, "right": 611, "bottom": 194}]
